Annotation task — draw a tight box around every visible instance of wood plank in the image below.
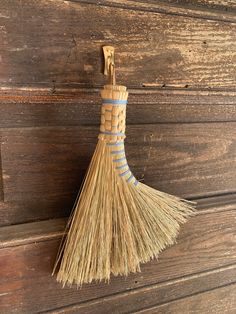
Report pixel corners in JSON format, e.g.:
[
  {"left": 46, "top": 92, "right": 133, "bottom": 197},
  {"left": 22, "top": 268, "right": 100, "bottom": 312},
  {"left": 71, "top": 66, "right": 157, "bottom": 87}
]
[
  {"left": 0, "top": 122, "right": 235, "bottom": 226},
  {"left": 1, "top": 0, "right": 236, "bottom": 89},
  {"left": 0, "top": 200, "right": 70, "bottom": 227},
  {"left": 0, "top": 89, "right": 236, "bottom": 128},
  {"left": 0, "top": 144, "right": 4, "bottom": 201},
  {"left": 136, "top": 284, "right": 236, "bottom": 314},
  {"left": 164, "top": 0, "right": 236, "bottom": 12},
  {"left": 45, "top": 265, "right": 236, "bottom": 314},
  {"left": 0, "top": 219, "right": 66, "bottom": 249},
  {"left": 0, "top": 194, "right": 234, "bottom": 248},
  {"left": 75, "top": 0, "right": 236, "bottom": 22},
  {"left": 0, "top": 204, "right": 235, "bottom": 313},
  {"left": 196, "top": 193, "right": 236, "bottom": 213}
]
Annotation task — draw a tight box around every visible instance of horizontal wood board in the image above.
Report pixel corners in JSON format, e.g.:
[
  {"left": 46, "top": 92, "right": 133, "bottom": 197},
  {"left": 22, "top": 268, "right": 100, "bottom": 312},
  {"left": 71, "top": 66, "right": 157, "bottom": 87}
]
[
  {"left": 0, "top": 0, "right": 236, "bottom": 88},
  {"left": 136, "top": 284, "right": 236, "bottom": 314},
  {"left": 0, "top": 196, "right": 235, "bottom": 313},
  {"left": 0, "top": 89, "right": 236, "bottom": 127},
  {"left": 0, "top": 0, "right": 236, "bottom": 313},
  {"left": 46, "top": 273, "right": 236, "bottom": 314},
  {"left": 0, "top": 122, "right": 235, "bottom": 226},
  {"left": 0, "top": 197, "right": 236, "bottom": 313},
  {"left": 74, "top": 0, "right": 236, "bottom": 23}
]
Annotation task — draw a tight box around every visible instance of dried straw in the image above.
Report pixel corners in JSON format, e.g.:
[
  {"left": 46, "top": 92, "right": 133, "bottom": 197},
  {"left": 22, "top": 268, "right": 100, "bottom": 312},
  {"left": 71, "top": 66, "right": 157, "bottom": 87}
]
[{"left": 53, "top": 84, "right": 195, "bottom": 287}]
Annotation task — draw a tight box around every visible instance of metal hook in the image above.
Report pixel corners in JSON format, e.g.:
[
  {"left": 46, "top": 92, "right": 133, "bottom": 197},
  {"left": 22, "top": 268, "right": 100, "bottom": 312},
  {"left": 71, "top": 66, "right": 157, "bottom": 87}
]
[{"left": 103, "top": 46, "right": 116, "bottom": 85}]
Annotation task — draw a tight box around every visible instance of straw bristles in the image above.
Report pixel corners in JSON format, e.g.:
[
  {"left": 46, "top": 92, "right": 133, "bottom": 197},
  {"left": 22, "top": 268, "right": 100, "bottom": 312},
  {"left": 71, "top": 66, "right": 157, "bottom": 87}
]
[
  {"left": 53, "top": 83, "right": 195, "bottom": 287},
  {"left": 54, "top": 139, "right": 195, "bottom": 287}
]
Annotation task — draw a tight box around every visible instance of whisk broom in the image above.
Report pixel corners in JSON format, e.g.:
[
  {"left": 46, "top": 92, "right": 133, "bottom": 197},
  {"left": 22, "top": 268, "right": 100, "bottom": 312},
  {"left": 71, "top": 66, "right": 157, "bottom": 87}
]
[{"left": 53, "top": 46, "right": 195, "bottom": 287}]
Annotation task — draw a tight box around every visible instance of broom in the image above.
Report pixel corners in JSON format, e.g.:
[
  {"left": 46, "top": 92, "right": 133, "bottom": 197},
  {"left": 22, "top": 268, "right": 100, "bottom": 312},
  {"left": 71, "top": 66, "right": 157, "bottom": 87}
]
[{"left": 53, "top": 46, "right": 195, "bottom": 287}]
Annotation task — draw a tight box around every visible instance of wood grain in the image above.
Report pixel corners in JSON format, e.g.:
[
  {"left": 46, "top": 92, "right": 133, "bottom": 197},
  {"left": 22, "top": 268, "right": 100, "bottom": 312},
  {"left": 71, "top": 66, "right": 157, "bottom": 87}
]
[
  {"left": 46, "top": 266, "right": 236, "bottom": 314},
  {"left": 0, "top": 203, "right": 235, "bottom": 313},
  {"left": 196, "top": 193, "right": 236, "bottom": 213},
  {"left": 0, "top": 0, "right": 236, "bottom": 89},
  {"left": 0, "top": 89, "right": 236, "bottom": 127},
  {"left": 165, "top": 0, "right": 236, "bottom": 12},
  {"left": 0, "top": 144, "right": 4, "bottom": 201},
  {"left": 0, "top": 193, "right": 234, "bottom": 248},
  {"left": 137, "top": 284, "right": 236, "bottom": 314},
  {"left": 0, "top": 218, "right": 66, "bottom": 249},
  {"left": 75, "top": 0, "right": 236, "bottom": 22},
  {"left": 0, "top": 0, "right": 235, "bottom": 313},
  {"left": 0, "top": 122, "right": 235, "bottom": 226}
]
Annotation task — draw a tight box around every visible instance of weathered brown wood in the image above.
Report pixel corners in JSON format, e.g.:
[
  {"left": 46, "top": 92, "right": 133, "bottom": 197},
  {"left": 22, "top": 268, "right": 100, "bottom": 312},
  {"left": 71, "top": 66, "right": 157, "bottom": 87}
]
[
  {"left": 165, "top": 0, "right": 236, "bottom": 12},
  {"left": 75, "top": 0, "right": 236, "bottom": 22},
  {"left": 0, "top": 204, "right": 235, "bottom": 313},
  {"left": 0, "top": 122, "right": 235, "bottom": 226},
  {"left": 45, "top": 265, "right": 236, "bottom": 314},
  {"left": 1, "top": 0, "right": 236, "bottom": 89},
  {"left": 0, "top": 200, "right": 70, "bottom": 227},
  {"left": 0, "top": 218, "right": 66, "bottom": 249},
  {"left": 0, "top": 89, "right": 236, "bottom": 128},
  {"left": 0, "top": 193, "right": 233, "bottom": 248},
  {"left": 136, "top": 284, "right": 236, "bottom": 314},
  {"left": 0, "top": 145, "right": 4, "bottom": 201},
  {"left": 0, "top": 194, "right": 234, "bottom": 248},
  {"left": 196, "top": 193, "right": 236, "bottom": 211},
  {"left": 0, "top": 0, "right": 235, "bottom": 313}
]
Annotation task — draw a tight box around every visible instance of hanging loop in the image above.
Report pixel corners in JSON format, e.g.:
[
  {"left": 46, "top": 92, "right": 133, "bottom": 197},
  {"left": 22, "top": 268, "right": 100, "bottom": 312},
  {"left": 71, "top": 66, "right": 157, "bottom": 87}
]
[{"left": 103, "top": 46, "right": 116, "bottom": 85}]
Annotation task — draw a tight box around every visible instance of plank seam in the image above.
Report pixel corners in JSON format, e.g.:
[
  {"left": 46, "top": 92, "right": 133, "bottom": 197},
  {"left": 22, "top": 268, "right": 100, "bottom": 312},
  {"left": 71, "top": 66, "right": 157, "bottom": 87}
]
[
  {"left": 67, "top": 0, "right": 236, "bottom": 24},
  {"left": 1, "top": 192, "right": 235, "bottom": 248},
  {"left": 40, "top": 263, "right": 236, "bottom": 314},
  {"left": 132, "top": 281, "right": 236, "bottom": 314},
  {"left": 0, "top": 144, "right": 4, "bottom": 201},
  {"left": 1, "top": 120, "right": 236, "bottom": 132},
  {"left": 1, "top": 120, "right": 236, "bottom": 130},
  {"left": 1, "top": 86, "right": 236, "bottom": 95}
]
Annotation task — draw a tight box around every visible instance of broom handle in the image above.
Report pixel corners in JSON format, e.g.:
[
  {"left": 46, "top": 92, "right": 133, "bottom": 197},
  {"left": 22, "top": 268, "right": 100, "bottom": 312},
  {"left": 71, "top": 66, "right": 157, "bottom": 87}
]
[
  {"left": 99, "top": 84, "right": 128, "bottom": 143},
  {"left": 100, "top": 46, "right": 129, "bottom": 142}
]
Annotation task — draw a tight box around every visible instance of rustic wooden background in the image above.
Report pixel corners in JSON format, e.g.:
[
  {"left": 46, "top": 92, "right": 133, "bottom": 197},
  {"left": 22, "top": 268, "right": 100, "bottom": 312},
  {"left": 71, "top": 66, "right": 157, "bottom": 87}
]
[{"left": 0, "top": 0, "right": 236, "bottom": 313}]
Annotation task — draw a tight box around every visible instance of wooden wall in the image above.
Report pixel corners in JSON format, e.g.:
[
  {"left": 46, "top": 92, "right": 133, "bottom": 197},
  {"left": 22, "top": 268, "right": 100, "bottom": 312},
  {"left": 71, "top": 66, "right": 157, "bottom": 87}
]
[{"left": 0, "top": 1, "right": 236, "bottom": 313}]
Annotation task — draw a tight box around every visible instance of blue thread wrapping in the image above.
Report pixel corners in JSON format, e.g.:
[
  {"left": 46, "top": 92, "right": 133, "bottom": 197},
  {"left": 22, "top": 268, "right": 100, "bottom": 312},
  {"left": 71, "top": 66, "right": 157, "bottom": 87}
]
[
  {"left": 106, "top": 142, "right": 124, "bottom": 146},
  {"left": 116, "top": 163, "right": 128, "bottom": 170},
  {"left": 113, "top": 157, "right": 126, "bottom": 163},
  {"left": 102, "top": 99, "right": 127, "bottom": 105},
  {"left": 100, "top": 131, "right": 125, "bottom": 136},
  {"left": 127, "top": 174, "right": 134, "bottom": 182},
  {"left": 107, "top": 144, "right": 138, "bottom": 186},
  {"left": 119, "top": 169, "right": 130, "bottom": 177},
  {"left": 111, "top": 149, "right": 125, "bottom": 155}
]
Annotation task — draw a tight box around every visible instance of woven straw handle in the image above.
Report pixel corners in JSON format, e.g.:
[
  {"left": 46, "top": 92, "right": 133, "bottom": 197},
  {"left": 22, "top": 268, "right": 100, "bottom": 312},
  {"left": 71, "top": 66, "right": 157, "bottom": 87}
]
[{"left": 99, "top": 85, "right": 129, "bottom": 142}]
